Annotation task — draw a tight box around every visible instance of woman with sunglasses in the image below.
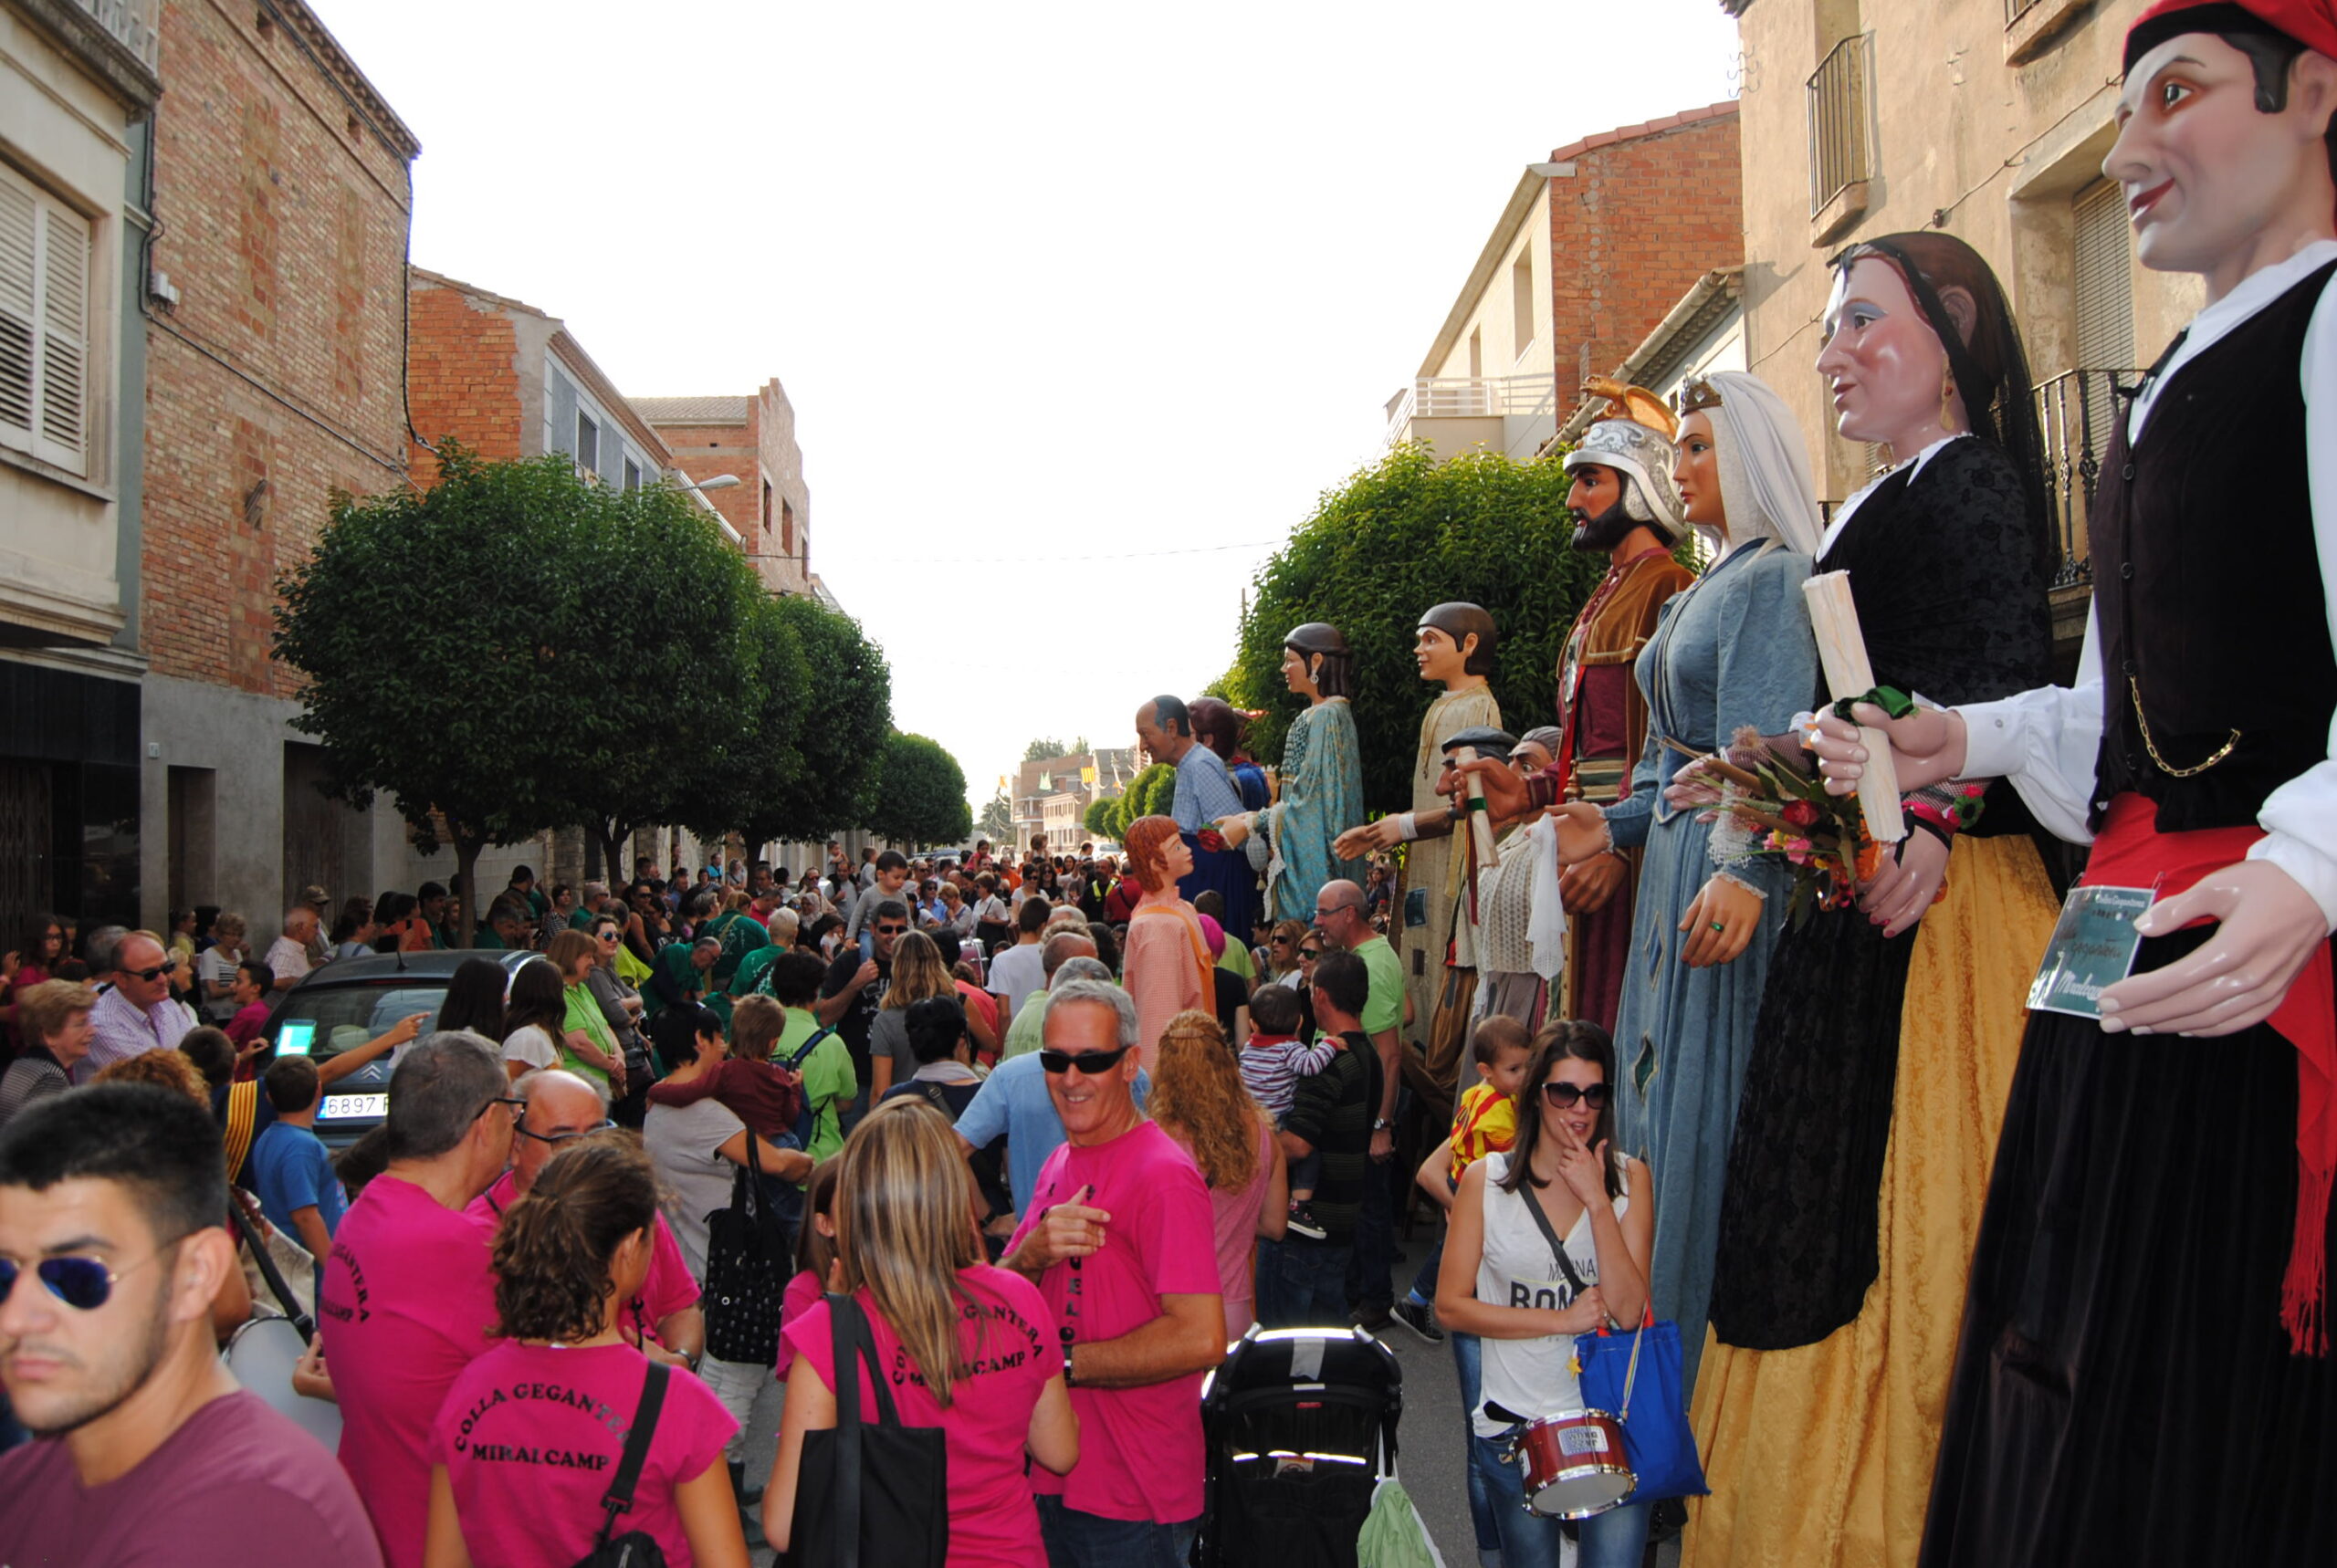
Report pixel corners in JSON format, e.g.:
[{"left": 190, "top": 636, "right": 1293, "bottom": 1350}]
[
  {"left": 582, "top": 915, "right": 654, "bottom": 1124},
  {"left": 1436, "top": 1020, "right": 1652, "bottom": 1568}
]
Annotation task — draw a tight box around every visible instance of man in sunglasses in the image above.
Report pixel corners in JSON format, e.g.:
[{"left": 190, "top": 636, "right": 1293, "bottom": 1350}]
[
  {"left": 319, "top": 1032, "right": 514, "bottom": 1568},
  {"left": 0, "top": 1083, "right": 383, "bottom": 1563},
  {"left": 76, "top": 931, "right": 197, "bottom": 1084},
  {"left": 1001, "top": 980, "right": 1223, "bottom": 1566},
  {"left": 466, "top": 1070, "right": 702, "bottom": 1370}
]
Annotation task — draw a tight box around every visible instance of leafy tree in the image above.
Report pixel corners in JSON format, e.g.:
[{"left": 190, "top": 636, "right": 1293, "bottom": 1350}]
[
  {"left": 1218, "top": 443, "right": 1603, "bottom": 812},
  {"left": 274, "top": 448, "right": 630, "bottom": 942},
  {"left": 748, "top": 596, "right": 893, "bottom": 841},
  {"left": 1106, "top": 761, "right": 1179, "bottom": 840},
  {"left": 869, "top": 732, "right": 973, "bottom": 848},
  {"left": 540, "top": 476, "right": 768, "bottom": 881},
  {"left": 977, "top": 789, "right": 1012, "bottom": 842},
  {"left": 681, "top": 594, "right": 811, "bottom": 860},
  {"left": 1083, "top": 795, "right": 1120, "bottom": 840},
  {"left": 1021, "top": 737, "right": 1069, "bottom": 763}
]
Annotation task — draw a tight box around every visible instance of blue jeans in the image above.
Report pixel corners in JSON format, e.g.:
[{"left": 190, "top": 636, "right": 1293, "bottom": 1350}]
[
  {"left": 1451, "top": 1332, "right": 1500, "bottom": 1557},
  {"left": 1256, "top": 1236, "right": 1354, "bottom": 1330},
  {"left": 1471, "top": 1429, "right": 1651, "bottom": 1568},
  {"left": 1036, "top": 1496, "right": 1198, "bottom": 1568}
]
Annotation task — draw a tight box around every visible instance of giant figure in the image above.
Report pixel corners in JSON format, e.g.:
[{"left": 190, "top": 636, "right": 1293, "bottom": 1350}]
[{"left": 1217, "top": 622, "right": 1368, "bottom": 924}]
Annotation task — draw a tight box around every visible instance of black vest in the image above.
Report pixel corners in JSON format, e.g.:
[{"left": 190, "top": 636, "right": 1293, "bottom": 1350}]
[{"left": 2090, "top": 259, "right": 2337, "bottom": 831}]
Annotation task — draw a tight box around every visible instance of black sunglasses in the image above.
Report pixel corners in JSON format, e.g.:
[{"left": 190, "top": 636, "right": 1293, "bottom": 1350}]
[
  {"left": 125, "top": 959, "right": 178, "bottom": 981},
  {"left": 1542, "top": 1081, "right": 1611, "bottom": 1111},
  {"left": 1297, "top": 948, "right": 1322, "bottom": 961},
  {"left": 516, "top": 1118, "right": 618, "bottom": 1145},
  {"left": 1039, "top": 1044, "right": 1136, "bottom": 1076},
  {"left": 0, "top": 1240, "right": 182, "bottom": 1312}
]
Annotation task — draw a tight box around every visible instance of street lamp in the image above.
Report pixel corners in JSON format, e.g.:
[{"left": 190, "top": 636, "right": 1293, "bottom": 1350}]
[{"left": 686, "top": 474, "right": 741, "bottom": 492}]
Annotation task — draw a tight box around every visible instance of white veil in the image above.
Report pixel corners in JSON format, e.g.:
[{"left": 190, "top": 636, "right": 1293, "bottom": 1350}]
[{"left": 1698, "top": 370, "right": 1826, "bottom": 559}]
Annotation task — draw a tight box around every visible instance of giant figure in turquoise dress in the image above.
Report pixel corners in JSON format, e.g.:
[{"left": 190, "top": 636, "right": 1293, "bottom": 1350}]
[
  {"left": 1223, "top": 622, "right": 1368, "bottom": 922},
  {"left": 1558, "top": 371, "right": 1827, "bottom": 1396}
]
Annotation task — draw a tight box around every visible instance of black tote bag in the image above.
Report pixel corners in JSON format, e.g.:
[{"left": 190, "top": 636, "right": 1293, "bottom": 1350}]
[
  {"left": 786, "top": 1293, "right": 948, "bottom": 1568},
  {"left": 701, "top": 1133, "right": 788, "bottom": 1366}
]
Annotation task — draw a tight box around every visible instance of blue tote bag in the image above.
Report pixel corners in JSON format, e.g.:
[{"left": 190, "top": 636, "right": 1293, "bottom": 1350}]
[{"left": 1574, "top": 1310, "right": 1709, "bottom": 1503}]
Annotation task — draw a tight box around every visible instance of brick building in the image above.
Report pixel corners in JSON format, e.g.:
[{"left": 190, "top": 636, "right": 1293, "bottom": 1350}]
[
  {"left": 134, "top": 0, "right": 421, "bottom": 940},
  {"left": 1387, "top": 102, "right": 1745, "bottom": 456},
  {"left": 636, "top": 382, "right": 813, "bottom": 598}
]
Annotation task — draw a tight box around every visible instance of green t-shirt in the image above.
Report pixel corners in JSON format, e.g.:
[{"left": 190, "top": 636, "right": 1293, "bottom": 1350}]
[
  {"left": 1218, "top": 941, "right": 1255, "bottom": 984},
  {"left": 559, "top": 984, "right": 615, "bottom": 1093},
  {"left": 471, "top": 928, "right": 508, "bottom": 951},
  {"left": 775, "top": 1009, "right": 855, "bottom": 1166},
  {"left": 567, "top": 909, "right": 598, "bottom": 931},
  {"left": 1001, "top": 994, "right": 1050, "bottom": 1060},
  {"left": 729, "top": 944, "right": 783, "bottom": 1001},
  {"left": 1356, "top": 935, "right": 1403, "bottom": 1039}
]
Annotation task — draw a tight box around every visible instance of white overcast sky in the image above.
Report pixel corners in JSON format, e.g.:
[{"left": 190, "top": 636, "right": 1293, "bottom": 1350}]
[{"left": 308, "top": 0, "right": 1741, "bottom": 812}]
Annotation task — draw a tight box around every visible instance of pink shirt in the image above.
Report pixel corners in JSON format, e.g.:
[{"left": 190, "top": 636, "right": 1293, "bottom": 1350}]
[
  {"left": 467, "top": 1170, "right": 700, "bottom": 1348},
  {"left": 320, "top": 1176, "right": 498, "bottom": 1568},
  {"left": 778, "top": 1267, "right": 826, "bottom": 1378},
  {"left": 781, "top": 1267, "right": 1060, "bottom": 1568},
  {"left": 428, "top": 1342, "right": 736, "bottom": 1568},
  {"left": 1176, "top": 1116, "right": 1276, "bottom": 1339},
  {"left": 1007, "top": 1120, "right": 1220, "bottom": 1523}
]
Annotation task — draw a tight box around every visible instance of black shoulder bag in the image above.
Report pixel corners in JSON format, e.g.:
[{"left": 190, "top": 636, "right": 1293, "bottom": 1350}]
[
  {"left": 572, "top": 1359, "right": 671, "bottom": 1567},
  {"left": 786, "top": 1293, "right": 948, "bottom": 1568},
  {"left": 702, "top": 1133, "right": 790, "bottom": 1367}
]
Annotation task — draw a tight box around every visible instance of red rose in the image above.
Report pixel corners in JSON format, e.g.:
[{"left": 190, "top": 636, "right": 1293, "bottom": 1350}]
[{"left": 1782, "top": 800, "right": 1821, "bottom": 828}]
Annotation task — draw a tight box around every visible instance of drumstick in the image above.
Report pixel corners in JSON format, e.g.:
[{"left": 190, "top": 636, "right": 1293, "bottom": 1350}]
[{"left": 1801, "top": 571, "right": 1905, "bottom": 842}]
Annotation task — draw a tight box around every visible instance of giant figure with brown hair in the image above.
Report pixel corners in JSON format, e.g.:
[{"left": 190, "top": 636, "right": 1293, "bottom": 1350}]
[
  {"left": 1118, "top": 815, "right": 1214, "bottom": 1069},
  {"left": 1217, "top": 623, "right": 1368, "bottom": 925},
  {"left": 1676, "top": 231, "right": 2063, "bottom": 1568}
]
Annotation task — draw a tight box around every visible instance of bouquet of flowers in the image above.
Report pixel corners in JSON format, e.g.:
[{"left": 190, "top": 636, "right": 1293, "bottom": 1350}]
[{"left": 1681, "top": 726, "right": 1887, "bottom": 929}]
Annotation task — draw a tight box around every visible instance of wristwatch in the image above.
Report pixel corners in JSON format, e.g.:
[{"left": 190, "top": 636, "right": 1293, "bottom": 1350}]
[{"left": 1372, "top": 1117, "right": 1391, "bottom": 1132}]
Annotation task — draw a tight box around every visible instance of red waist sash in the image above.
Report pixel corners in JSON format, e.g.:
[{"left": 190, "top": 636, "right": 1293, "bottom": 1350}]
[{"left": 2082, "top": 793, "right": 2333, "bottom": 1355}]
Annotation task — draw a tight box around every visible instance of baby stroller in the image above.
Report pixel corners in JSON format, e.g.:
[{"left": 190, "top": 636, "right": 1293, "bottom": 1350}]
[{"left": 1195, "top": 1325, "right": 1415, "bottom": 1568}]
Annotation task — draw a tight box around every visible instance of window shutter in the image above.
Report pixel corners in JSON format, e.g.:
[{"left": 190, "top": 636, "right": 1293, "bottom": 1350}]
[
  {"left": 2072, "top": 180, "right": 2134, "bottom": 371},
  {"left": 36, "top": 200, "right": 89, "bottom": 475},
  {"left": 0, "top": 172, "right": 37, "bottom": 446}
]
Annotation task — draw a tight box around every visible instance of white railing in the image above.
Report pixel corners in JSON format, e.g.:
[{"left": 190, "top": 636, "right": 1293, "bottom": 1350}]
[
  {"left": 1385, "top": 373, "right": 1556, "bottom": 441},
  {"left": 70, "top": 0, "right": 160, "bottom": 69}
]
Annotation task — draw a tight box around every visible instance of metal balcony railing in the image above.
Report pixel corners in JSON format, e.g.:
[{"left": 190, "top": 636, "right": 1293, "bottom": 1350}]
[
  {"left": 69, "top": 0, "right": 160, "bottom": 68},
  {"left": 1385, "top": 373, "right": 1556, "bottom": 440},
  {"left": 2033, "top": 368, "right": 2144, "bottom": 589},
  {"left": 1807, "top": 35, "right": 1871, "bottom": 218}
]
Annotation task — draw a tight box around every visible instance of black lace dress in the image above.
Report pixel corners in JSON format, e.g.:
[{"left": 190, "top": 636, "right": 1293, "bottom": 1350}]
[{"left": 1708, "top": 435, "right": 2053, "bottom": 1348}]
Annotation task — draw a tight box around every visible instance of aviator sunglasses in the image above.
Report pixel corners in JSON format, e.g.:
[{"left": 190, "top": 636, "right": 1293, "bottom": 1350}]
[
  {"left": 1542, "top": 1081, "right": 1612, "bottom": 1111},
  {"left": 0, "top": 1241, "right": 183, "bottom": 1312},
  {"left": 1038, "top": 1044, "right": 1137, "bottom": 1076}
]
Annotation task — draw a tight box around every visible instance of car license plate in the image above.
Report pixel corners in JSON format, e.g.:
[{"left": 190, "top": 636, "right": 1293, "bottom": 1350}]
[{"left": 320, "top": 1092, "right": 387, "bottom": 1121}]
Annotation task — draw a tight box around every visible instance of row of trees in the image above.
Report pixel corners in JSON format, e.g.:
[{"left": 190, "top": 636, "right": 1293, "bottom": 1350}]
[
  {"left": 274, "top": 448, "right": 969, "bottom": 940},
  {"left": 1214, "top": 443, "right": 1610, "bottom": 812}
]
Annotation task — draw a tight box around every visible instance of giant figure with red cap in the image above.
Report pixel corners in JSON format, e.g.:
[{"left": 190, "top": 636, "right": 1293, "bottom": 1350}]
[{"left": 1814, "top": 4, "right": 2337, "bottom": 1561}]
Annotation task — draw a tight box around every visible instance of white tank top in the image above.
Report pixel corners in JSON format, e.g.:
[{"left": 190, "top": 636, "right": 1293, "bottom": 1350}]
[{"left": 1472, "top": 1148, "right": 1630, "bottom": 1437}]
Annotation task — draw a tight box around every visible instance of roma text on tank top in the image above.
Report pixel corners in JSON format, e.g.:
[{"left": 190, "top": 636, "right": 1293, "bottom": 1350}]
[{"left": 1472, "top": 1148, "right": 1630, "bottom": 1437}]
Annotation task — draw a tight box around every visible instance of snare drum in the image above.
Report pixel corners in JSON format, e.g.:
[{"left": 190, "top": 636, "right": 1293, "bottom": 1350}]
[{"left": 1512, "top": 1407, "right": 1636, "bottom": 1519}]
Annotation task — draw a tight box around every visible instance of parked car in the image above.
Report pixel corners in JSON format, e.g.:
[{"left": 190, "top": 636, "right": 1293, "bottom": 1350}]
[{"left": 262, "top": 948, "right": 536, "bottom": 1148}]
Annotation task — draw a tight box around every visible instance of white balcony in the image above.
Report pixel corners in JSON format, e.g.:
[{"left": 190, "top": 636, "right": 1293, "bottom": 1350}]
[
  {"left": 68, "top": 0, "right": 159, "bottom": 69},
  {"left": 1384, "top": 373, "right": 1556, "bottom": 461}
]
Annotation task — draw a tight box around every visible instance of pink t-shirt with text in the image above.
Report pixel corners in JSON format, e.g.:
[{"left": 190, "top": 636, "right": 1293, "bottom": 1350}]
[
  {"left": 781, "top": 1266, "right": 1060, "bottom": 1568},
  {"left": 468, "top": 1169, "right": 701, "bottom": 1347},
  {"left": 1007, "top": 1120, "right": 1220, "bottom": 1523},
  {"left": 320, "top": 1175, "right": 498, "bottom": 1568},
  {"left": 428, "top": 1341, "right": 736, "bottom": 1568}
]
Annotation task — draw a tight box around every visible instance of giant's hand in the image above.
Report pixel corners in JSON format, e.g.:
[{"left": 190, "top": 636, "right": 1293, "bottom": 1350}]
[
  {"left": 1213, "top": 815, "right": 1251, "bottom": 851},
  {"left": 1335, "top": 819, "right": 1405, "bottom": 859},
  {"left": 2098, "top": 861, "right": 2330, "bottom": 1037},
  {"left": 1679, "top": 874, "right": 1763, "bottom": 967},
  {"left": 1812, "top": 706, "right": 1967, "bottom": 797},
  {"left": 1560, "top": 855, "right": 1627, "bottom": 915},
  {"left": 1441, "top": 756, "right": 1531, "bottom": 824},
  {"left": 1858, "top": 829, "right": 1950, "bottom": 939},
  {"left": 1551, "top": 801, "right": 1611, "bottom": 867}
]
